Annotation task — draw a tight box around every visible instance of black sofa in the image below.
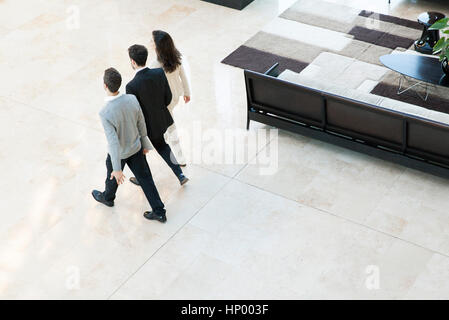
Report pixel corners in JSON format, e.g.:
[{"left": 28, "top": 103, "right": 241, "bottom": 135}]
[{"left": 245, "top": 63, "right": 449, "bottom": 179}]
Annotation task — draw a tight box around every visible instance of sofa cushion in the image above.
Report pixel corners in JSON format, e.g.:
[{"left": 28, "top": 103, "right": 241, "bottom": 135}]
[
  {"left": 278, "top": 69, "right": 383, "bottom": 105},
  {"left": 278, "top": 69, "right": 449, "bottom": 127},
  {"left": 344, "top": 88, "right": 384, "bottom": 106},
  {"left": 379, "top": 97, "right": 429, "bottom": 118},
  {"left": 424, "top": 109, "right": 449, "bottom": 126},
  {"left": 278, "top": 69, "right": 348, "bottom": 96},
  {"left": 377, "top": 98, "right": 449, "bottom": 126}
]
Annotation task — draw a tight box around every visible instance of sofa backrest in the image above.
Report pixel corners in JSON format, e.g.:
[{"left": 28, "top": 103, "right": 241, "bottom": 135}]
[
  {"left": 324, "top": 93, "right": 404, "bottom": 151},
  {"left": 245, "top": 70, "right": 324, "bottom": 127},
  {"left": 407, "top": 119, "right": 449, "bottom": 165}
]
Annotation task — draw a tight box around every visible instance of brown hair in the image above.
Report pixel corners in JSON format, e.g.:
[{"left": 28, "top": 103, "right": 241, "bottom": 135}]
[
  {"left": 104, "top": 68, "right": 122, "bottom": 93},
  {"left": 152, "top": 30, "right": 182, "bottom": 73}
]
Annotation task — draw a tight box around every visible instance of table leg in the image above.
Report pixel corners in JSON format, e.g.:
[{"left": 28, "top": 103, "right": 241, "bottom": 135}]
[{"left": 397, "top": 75, "right": 430, "bottom": 101}]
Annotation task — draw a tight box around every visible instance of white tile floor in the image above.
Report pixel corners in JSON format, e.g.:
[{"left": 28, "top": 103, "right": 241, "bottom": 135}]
[{"left": 1, "top": 0, "right": 449, "bottom": 299}]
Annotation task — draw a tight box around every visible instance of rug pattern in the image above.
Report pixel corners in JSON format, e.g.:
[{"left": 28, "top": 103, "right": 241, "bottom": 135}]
[{"left": 221, "top": 0, "right": 449, "bottom": 113}]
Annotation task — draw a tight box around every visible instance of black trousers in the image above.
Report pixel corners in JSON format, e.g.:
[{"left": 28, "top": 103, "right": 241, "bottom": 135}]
[
  {"left": 103, "top": 149, "right": 165, "bottom": 215},
  {"left": 150, "top": 134, "right": 182, "bottom": 177}
]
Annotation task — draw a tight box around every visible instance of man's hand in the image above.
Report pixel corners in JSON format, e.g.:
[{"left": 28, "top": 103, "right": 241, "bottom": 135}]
[
  {"left": 110, "top": 171, "right": 125, "bottom": 185},
  {"left": 143, "top": 149, "right": 150, "bottom": 154},
  {"left": 184, "top": 96, "right": 191, "bottom": 104}
]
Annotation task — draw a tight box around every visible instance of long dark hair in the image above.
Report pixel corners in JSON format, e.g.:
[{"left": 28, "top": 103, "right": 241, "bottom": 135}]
[{"left": 152, "top": 30, "right": 182, "bottom": 73}]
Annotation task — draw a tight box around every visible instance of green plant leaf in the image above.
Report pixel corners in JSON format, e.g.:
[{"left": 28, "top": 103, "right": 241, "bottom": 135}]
[
  {"left": 433, "top": 37, "right": 446, "bottom": 53},
  {"left": 440, "top": 47, "right": 449, "bottom": 61},
  {"left": 429, "top": 17, "right": 449, "bottom": 30}
]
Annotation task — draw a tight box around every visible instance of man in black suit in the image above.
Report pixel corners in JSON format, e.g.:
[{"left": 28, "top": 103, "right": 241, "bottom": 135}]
[{"left": 126, "top": 44, "right": 189, "bottom": 186}]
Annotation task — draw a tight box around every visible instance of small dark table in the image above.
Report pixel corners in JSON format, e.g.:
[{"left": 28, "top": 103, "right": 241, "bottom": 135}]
[
  {"left": 414, "top": 12, "right": 446, "bottom": 54},
  {"left": 380, "top": 54, "right": 449, "bottom": 100},
  {"left": 201, "top": 0, "right": 255, "bottom": 10}
]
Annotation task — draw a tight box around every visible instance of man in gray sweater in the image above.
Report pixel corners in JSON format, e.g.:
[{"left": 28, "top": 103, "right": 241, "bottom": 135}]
[{"left": 92, "top": 68, "right": 167, "bottom": 223}]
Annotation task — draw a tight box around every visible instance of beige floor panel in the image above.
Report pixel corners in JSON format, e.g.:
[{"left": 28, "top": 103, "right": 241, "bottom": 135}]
[{"left": 2, "top": 0, "right": 449, "bottom": 299}]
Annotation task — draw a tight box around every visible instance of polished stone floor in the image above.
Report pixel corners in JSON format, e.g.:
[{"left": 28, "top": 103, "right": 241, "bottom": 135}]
[{"left": 1, "top": 0, "right": 449, "bottom": 299}]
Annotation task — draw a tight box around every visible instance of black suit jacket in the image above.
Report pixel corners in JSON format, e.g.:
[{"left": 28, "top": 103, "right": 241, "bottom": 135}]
[{"left": 126, "top": 68, "right": 173, "bottom": 140}]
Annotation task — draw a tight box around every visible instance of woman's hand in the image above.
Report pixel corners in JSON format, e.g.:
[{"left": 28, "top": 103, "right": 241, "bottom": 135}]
[{"left": 184, "top": 96, "right": 191, "bottom": 104}]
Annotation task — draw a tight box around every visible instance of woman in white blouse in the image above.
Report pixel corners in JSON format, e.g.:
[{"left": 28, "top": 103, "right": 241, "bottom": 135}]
[{"left": 150, "top": 30, "right": 191, "bottom": 166}]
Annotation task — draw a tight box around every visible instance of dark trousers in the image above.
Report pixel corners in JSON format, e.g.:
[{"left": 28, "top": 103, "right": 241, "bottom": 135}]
[
  {"left": 150, "top": 134, "right": 182, "bottom": 177},
  {"left": 103, "top": 149, "right": 165, "bottom": 215}
]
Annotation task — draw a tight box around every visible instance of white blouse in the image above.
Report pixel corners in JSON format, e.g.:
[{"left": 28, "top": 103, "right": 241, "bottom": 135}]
[{"left": 150, "top": 59, "right": 191, "bottom": 104}]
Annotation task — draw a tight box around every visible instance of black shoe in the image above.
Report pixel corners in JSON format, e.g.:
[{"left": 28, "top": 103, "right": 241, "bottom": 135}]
[
  {"left": 178, "top": 173, "right": 189, "bottom": 186},
  {"left": 130, "top": 177, "right": 140, "bottom": 186},
  {"left": 179, "top": 163, "right": 187, "bottom": 167},
  {"left": 144, "top": 211, "right": 167, "bottom": 223},
  {"left": 92, "top": 190, "right": 114, "bottom": 207}
]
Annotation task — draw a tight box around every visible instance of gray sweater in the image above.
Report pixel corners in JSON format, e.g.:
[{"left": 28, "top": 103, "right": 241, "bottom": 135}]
[{"left": 99, "top": 94, "right": 153, "bottom": 171}]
